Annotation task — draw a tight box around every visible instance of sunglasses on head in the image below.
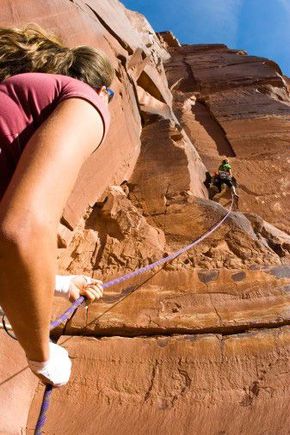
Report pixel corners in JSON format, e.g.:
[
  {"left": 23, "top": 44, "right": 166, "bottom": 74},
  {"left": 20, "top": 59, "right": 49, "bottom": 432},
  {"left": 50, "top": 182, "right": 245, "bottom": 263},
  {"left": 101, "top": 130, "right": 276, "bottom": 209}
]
[
  {"left": 96, "top": 86, "right": 114, "bottom": 103},
  {"left": 106, "top": 88, "right": 114, "bottom": 103}
]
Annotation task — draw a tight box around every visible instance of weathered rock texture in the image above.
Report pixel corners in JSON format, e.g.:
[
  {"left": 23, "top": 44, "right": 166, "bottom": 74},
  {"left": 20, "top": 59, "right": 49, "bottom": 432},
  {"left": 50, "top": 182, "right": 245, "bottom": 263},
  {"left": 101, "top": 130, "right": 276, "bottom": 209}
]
[
  {"left": 27, "top": 329, "right": 290, "bottom": 435},
  {"left": 0, "top": 1, "right": 289, "bottom": 434},
  {"left": 164, "top": 44, "right": 290, "bottom": 232},
  {"left": 0, "top": 330, "right": 38, "bottom": 434}
]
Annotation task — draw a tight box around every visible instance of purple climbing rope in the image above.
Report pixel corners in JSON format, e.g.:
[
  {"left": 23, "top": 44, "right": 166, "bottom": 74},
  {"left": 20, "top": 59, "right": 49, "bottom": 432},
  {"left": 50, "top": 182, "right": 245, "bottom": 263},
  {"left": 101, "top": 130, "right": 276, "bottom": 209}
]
[
  {"left": 34, "top": 384, "right": 53, "bottom": 435},
  {"left": 50, "top": 199, "right": 233, "bottom": 330},
  {"left": 35, "top": 197, "right": 234, "bottom": 433}
]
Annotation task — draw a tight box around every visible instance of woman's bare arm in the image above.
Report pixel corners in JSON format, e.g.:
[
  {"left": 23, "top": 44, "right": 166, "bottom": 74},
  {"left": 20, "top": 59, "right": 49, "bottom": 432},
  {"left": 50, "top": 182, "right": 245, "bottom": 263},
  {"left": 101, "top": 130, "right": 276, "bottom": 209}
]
[{"left": 0, "top": 98, "right": 104, "bottom": 361}]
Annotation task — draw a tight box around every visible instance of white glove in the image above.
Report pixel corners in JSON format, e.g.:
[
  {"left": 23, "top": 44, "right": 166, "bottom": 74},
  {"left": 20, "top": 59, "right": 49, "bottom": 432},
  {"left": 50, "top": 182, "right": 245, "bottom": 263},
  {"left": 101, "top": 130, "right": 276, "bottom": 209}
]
[
  {"left": 55, "top": 275, "right": 77, "bottom": 299},
  {"left": 55, "top": 275, "right": 103, "bottom": 303},
  {"left": 28, "top": 342, "right": 72, "bottom": 387}
]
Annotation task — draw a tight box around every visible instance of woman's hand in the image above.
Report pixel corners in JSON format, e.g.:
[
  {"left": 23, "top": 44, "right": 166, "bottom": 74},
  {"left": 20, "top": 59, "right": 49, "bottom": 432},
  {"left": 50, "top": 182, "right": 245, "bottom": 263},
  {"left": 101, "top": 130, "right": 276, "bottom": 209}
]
[
  {"left": 68, "top": 275, "right": 103, "bottom": 303},
  {"left": 55, "top": 274, "right": 103, "bottom": 303}
]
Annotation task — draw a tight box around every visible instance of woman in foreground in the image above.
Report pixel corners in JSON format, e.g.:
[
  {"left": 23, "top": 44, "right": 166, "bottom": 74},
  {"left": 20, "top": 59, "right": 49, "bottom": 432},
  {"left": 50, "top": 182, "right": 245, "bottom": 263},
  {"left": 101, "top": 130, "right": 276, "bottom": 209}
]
[{"left": 0, "top": 26, "right": 114, "bottom": 386}]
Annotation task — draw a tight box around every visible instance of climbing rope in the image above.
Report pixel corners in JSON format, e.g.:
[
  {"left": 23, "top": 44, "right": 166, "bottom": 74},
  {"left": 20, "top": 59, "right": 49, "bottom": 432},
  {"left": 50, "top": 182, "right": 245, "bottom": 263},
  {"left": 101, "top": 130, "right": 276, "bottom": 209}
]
[
  {"left": 51, "top": 197, "right": 234, "bottom": 330},
  {"left": 34, "top": 385, "right": 53, "bottom": 434},
  {"left": 33, "top": 196, "right": 234, "bottom": 433},
  {"left": 0, "top": 196, "right": 235, "bottom": 432}
]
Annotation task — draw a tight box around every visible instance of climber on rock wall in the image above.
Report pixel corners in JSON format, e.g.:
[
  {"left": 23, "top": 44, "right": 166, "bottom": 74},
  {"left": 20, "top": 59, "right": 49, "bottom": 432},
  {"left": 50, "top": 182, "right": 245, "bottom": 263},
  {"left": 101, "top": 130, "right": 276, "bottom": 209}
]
[
  {"left": 0, "top": 25, "right": 115, "bottom": 387},
  {"left": 213, "top": 158, "right": 239, "bottom": 198}
]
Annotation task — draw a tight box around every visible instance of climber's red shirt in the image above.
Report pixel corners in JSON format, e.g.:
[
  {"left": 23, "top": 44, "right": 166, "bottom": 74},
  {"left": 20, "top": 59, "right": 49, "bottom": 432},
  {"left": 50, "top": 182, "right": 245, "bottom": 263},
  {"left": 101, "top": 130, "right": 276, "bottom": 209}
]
[{"left": 0, "top": 72, "right": 111, "bottom": 200}]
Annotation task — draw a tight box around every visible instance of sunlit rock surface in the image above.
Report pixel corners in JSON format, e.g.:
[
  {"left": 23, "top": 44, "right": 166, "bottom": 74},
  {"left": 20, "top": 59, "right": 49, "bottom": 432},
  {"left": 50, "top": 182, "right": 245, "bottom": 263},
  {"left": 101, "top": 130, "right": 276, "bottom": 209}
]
[
  {"left": 165, "top": 43, "right": 290, "bottom": 232},
  {"left": 0, "top": 1, "right": 289, "bottom": 434},
  {"left": 28, "top": 329, "right": 290, "bottom": 435}
]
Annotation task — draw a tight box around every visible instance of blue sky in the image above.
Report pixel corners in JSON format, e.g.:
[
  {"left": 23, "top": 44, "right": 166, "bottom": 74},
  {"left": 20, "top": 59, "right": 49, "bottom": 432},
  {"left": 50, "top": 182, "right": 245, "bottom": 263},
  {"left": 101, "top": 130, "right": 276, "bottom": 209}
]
[{"left": 122, "top": 0, "right": 290, "bottom": 76}]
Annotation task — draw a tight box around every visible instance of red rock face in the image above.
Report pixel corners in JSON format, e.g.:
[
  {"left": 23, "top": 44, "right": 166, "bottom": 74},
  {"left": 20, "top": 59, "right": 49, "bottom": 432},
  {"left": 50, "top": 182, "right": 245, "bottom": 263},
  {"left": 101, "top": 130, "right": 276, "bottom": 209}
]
[
  {"left": 164, "top": 43, "right": 290, "bottom": 232},
  {"left": 0, "top": 330, "right": 38, "bottom": 434},
  {"left": 0, "top": 2, "right": 289, "bottom": 434},
  {"left": 27, "top": 330, "right": 290, "bottom": 435}
]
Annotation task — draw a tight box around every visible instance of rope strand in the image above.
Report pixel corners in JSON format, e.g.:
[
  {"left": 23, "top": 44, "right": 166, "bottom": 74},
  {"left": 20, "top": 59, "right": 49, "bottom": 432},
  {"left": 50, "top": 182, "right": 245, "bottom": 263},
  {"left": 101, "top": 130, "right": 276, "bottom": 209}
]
[{"left": 34, "top": 196, "right": 234, "bottom": 433}]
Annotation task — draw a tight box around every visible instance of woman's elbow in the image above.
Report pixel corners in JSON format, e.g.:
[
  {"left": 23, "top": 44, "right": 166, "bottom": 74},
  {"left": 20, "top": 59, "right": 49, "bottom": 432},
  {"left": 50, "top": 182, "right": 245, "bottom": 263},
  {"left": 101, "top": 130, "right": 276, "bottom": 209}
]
[{"left": 0, "top": 216, "right": 54, "bottom": 257}]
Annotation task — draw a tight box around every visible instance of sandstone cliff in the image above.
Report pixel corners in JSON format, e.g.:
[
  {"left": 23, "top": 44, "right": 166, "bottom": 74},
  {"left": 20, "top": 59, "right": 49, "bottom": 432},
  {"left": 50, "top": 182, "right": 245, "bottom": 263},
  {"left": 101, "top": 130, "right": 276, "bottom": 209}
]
[{"left": 0, "top": 1, "right": 289, "bottom": 434}]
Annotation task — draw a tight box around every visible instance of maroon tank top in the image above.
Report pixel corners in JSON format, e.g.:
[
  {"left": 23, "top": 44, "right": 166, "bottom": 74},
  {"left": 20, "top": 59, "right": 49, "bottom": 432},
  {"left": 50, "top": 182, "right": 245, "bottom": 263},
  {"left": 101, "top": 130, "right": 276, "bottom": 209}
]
[{"left": 0, "top": 72, "right": 110, "bottom": 200}]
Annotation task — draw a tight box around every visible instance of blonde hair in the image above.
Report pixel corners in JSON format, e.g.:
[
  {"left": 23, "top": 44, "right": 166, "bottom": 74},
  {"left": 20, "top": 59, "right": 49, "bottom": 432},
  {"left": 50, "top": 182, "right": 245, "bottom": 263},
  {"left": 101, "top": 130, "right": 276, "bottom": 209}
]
[{"left": 0, "top": 25, "right": 115, "bottom": 87}]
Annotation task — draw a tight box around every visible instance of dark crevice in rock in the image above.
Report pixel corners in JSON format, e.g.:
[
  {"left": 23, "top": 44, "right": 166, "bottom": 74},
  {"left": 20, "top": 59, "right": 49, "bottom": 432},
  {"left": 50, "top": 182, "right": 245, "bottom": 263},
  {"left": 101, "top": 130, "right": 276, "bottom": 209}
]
[
  {"left": 267, "top": 240, "right": 286, "bottom": 257},
  {"left": 202, "top": 78, "right": 285, "bottom": 95},
  {"left": 84, "top": 205, "right": 124, "bottom": 270},
  {"left": 144, "top": 360, "right": 158, "bottom": 401},
  {"left": 168, "top": 44, "right": 228, "bottom": 57},
  {"left": 60, "top": 215, "right": 74, "bottom": 231},
  {"left": 180, "top": 60, "right": 199, "bottom": 92},
  {"left": 55, "top": 320, "right": 290, "bottom": 340},
  {"left": 192, "top": 100, "right": 236, "bottom": 157},
  {"left": 137, "top": 71, "right": 165, "bottom": 103},
  {"left": 240, "top": 381, "right": 261, "bottom": 407},
  {"left": 85, "top": 4, "right": 133, "bottom": 54}
]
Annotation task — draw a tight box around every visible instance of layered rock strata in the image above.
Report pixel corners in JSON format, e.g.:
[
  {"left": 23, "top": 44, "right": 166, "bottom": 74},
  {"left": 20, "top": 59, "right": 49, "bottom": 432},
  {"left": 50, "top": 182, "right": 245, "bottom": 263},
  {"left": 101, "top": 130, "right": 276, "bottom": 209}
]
[
  {"left": 27, "top": 329, "right": 290, "bottom": 435},
  {"left": 0, "top": 1, "right": 289, "bottom": 434},
  {"left": 163, "top": 43, "right": 290, "bottom": 232}
]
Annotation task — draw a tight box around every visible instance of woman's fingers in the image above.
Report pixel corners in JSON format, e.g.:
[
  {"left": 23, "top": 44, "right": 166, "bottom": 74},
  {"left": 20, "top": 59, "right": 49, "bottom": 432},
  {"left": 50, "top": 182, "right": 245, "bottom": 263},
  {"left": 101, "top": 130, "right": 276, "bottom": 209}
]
[
  {"left": 82, "top": 280, "right": 103, "bottom": 303},
  {"left": 86, "top": 286, "right": 103, "bottom": 299},
  {"left": 82, "top": 289, "right": 95, "bottom": 302},
  {"left": 90, "top": 278, "right": 103, "bottom": 287},
  {"left": 68, "top": 275, "right": 104, "bottom": 303},
  {"left": 82, "top": 288, "right": 101, "bottom": 302},
  {"left": 88, "top": 281, "right": 103, "bottom": 291}
]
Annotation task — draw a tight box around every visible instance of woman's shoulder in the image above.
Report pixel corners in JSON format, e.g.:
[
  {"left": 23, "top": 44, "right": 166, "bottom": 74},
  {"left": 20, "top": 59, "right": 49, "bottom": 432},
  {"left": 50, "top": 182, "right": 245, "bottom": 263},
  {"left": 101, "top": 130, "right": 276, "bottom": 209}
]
[
  {"left": 2, "top": 72, "right": 110, "bottom": 141},
  {"left": 3, "top": 72, "right": 87, "bottom": 90},
  {"left": 3, "top": 72, "right": 107, "bottom": 114}
]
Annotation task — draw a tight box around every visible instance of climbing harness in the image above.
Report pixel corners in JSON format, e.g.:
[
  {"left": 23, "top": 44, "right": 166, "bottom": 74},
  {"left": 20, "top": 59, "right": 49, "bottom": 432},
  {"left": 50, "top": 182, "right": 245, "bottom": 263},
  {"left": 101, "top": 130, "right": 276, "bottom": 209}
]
[
  {"left": 218, "top": 170, "right": 231, "bottom": 180},
  {"left": 1, "top": 314, "right": 16, "bottom": 340},
  {"left": 4, "top": 196, "right": 234, "bottom": 434}
]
